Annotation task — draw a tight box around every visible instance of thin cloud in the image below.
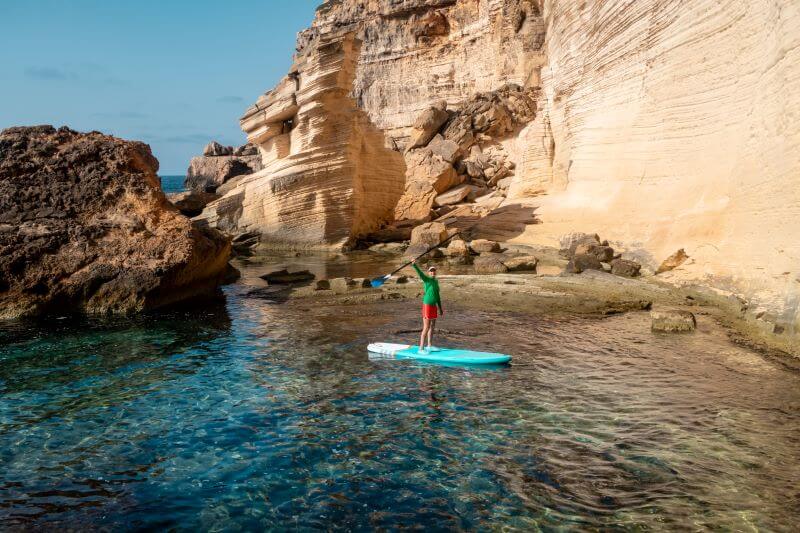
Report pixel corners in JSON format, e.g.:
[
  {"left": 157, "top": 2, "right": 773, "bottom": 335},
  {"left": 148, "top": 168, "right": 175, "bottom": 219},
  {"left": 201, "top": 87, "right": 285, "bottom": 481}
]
[
  {"left": 217, "top": 95, "right": 245, "bottom": 104},
  {"left": 25, "top": 67, "right": 74, "bottom": 80},
  {"left": 23, "top": 64, "right": 127, "bottom": 85}
]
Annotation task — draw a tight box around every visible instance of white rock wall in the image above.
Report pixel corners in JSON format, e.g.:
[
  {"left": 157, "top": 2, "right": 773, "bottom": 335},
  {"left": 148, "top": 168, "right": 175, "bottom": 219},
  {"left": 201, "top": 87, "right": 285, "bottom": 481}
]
[{"left": 510, "top": 0, "right": 800, "bottom": 333}]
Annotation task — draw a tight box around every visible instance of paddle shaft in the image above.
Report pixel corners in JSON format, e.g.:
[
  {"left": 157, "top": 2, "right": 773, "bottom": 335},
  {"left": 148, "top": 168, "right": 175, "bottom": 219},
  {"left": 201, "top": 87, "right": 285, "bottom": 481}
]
[{"left": 387, "top": 231, "right": 462, "bottom": 278}]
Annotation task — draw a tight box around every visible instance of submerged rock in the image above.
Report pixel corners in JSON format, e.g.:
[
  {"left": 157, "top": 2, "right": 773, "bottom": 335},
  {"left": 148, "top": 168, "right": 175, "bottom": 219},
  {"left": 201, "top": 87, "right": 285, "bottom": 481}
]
[
  {"left": 651, "top": 309, "right": 696, "bottom": 332},
  {"left": 0, "top": 125, "right": 232, "bottom": 318},
  {"left": 260, "top": 269, "right": 315, "bottom": 284}
]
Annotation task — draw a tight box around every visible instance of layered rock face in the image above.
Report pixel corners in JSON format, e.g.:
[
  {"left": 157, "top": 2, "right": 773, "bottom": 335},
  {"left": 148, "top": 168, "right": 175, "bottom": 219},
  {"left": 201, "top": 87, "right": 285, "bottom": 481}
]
[
  {"left": 519, "top": 0, "right": 800, "bottom": 341},
  {"left": 0, "top": 126, "right": 232, "bottom": 318},
  {"left": 207, "top": 0, "right": 799, "bottom": 345},
  {"left": 198, "top": 33, "right": 406, "bottom": 248}
]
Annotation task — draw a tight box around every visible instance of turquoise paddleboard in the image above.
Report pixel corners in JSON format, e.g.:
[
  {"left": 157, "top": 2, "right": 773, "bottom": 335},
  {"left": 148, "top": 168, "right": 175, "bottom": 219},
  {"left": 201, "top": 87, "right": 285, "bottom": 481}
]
[{"left": 367, "top": 342, "right": 511, "bottom": 365}]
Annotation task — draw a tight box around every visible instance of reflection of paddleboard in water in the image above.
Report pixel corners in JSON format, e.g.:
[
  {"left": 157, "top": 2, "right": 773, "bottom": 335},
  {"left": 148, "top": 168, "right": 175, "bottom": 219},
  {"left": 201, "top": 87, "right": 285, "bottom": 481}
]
[{"left": 367, "top": 342, "right": 511, "bottom": 365}]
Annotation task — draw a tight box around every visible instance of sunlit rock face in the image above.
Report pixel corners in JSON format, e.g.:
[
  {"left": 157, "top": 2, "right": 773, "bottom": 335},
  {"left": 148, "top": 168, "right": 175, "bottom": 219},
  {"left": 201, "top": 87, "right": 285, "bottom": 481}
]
[
  {"left": 205, "top": 0, "right": 799, "bottom": 345},
  {"left": 514, "top": 0, "right": 800, "bottom": 343},
  {"left": 198, "top": 33, "right": 406, "bottom": 249}
]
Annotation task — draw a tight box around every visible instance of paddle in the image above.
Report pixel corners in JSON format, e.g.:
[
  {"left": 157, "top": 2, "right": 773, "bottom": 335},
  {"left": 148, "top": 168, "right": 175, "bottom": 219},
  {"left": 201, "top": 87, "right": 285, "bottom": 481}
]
[{"left": 370, "top": 231, "right": 463, "bottom": 288}]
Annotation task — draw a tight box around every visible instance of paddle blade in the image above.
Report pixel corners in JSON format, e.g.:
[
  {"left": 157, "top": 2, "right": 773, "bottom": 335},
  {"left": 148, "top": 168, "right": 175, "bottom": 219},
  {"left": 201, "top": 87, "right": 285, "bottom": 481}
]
[{"left": 370, "top": 275, "right": 389, "bottom": 288}]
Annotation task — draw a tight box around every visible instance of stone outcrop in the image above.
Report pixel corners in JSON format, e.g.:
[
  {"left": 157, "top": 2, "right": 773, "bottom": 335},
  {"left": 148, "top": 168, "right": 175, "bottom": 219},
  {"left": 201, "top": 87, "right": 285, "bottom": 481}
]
[
  {"left": 0, "top": 126, "right": 232, "bottom": 318},
  {"left": 206, "top": 0, "right": 799, "bottom": 348},
  {"left": 198, "top": 32, "right": 406, "bottom": 248},
  {"left": 185, "top": 142, "right": 262, "bottom": 193}
]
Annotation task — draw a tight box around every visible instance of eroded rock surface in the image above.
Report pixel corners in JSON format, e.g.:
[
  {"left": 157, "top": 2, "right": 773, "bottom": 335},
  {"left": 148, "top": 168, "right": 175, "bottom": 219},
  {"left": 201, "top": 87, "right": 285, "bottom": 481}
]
[
  {"left": 204, "top": 0, "right": 798, "bottom": 348},
  {"left": 0, "top": 126, "right": 232, "bottom": 318}
]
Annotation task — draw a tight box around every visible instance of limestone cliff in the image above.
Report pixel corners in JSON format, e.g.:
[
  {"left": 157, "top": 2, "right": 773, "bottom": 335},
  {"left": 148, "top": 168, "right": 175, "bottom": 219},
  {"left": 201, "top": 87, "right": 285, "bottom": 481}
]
[{"left": 204, "top": 0, "right": 799, "bottom": 348}]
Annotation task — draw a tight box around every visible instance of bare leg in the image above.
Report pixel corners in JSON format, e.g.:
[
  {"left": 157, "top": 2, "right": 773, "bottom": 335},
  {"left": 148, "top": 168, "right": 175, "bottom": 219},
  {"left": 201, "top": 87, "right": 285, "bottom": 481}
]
[
  {"left": 419, "top": 318, "right": 430, "bottom": 351},
  {"left": 426, "top": 319, "right": 436, "bottom": 350}
]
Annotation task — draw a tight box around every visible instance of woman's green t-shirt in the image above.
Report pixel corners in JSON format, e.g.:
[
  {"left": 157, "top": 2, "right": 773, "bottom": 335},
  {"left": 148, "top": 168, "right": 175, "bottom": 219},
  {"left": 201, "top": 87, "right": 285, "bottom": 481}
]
[{"left": 412, "top": 263, "right": 441, "bottom": 306}]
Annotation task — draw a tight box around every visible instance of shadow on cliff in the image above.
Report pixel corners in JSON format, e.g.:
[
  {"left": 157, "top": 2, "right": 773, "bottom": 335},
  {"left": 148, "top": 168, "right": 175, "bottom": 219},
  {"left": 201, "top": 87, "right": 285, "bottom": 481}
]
[{"left": 445, "top": 204, "right": 541, "bottom": 242}]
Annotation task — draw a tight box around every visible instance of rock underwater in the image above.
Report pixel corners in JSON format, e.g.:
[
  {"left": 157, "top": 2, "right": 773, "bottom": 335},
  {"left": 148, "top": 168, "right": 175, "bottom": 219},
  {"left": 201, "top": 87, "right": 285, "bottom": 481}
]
[{"left": 0, "top": 125, "right": 232, "bottom": 318}]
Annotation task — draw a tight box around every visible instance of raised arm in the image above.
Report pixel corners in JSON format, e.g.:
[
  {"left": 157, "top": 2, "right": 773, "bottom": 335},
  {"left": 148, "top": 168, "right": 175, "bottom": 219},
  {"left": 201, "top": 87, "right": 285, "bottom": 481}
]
[{"left": 412, "top": 261, "right": 431, "bottom": 282}]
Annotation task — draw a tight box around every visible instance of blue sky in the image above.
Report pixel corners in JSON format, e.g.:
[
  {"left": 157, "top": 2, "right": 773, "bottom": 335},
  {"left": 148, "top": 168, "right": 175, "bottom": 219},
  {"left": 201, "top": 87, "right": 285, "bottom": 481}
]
[{"left": 0, "top": 0, "right": 320, "bottom": 174}]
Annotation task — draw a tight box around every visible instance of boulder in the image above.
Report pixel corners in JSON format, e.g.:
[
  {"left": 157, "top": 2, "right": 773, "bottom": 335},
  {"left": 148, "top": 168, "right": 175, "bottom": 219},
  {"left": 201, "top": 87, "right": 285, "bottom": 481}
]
[
  {"left": 503, "top": 255, "right": 538, "bottom": 272},
  {"left": 445, "top": 239, "right": 471, "bottom": 257},
  {"left": 656, "top": 248, "right": 689, "bottom": 274},
  {"left": 611, "top": 258, "right": 641, "bottom": 278},
  {"left": 470, "top": 239, "right": 501, "bottom": 253},
  {"left": 434, "top": 184, "right": 471, "bottom": 206},
  {"left": 575, "top": 242, "right": 615, "bottom": 263},
  {"left": 233, "top": 143, "right": 258, "bottom": 156},
  {"left": 561, "top": 232, "right": 601, "bottom": 257},
  {"left": 396, "top": 275, "right": 409, "bottom": 284},
  {"left": 260, "top": 269, "right": 315, "bottom": 284},
  {"left": 203, "top": 141, "right": 233, "bottom": 156},
  {"left": 411, "top": 222, "right": 448, "bottom": 246},
  {"left": 651, "top": 309, "right": 697, "bottom": 332},
  {"left": 407, "top": 104, "right": 450, "bottom": 150},
  {"left": 566, "top": 253, "right": 603, "bottom": 273},
  {"left": 474, "top": 256, "right": 508, "bottom": 274},
  {"left": 185, "top": 154, "right": 261, "bottom": 193},
  {"left": 427, "top": 134, "right": 460, "bottom": 163},
  {"left": 167, "top": 191, "right": 220, "bottom": 217},
  {"left": 0, "top": 126, "right": 232, "bottom": 318},
  {"left": 330, "top": 277, "right": 358, "bottom": 292},
  {"left": 315, "top": 279, "right": 331, "bottom": 290},
  {"left": 395, "top": 149, "right": 461, "bottom": 221}
]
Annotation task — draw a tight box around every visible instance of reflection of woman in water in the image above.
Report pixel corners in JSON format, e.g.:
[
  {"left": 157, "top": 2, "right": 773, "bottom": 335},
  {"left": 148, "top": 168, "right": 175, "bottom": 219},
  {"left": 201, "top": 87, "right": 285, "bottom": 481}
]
[{"left": 411, "top": 259, "right": 443, "bottom": 354}]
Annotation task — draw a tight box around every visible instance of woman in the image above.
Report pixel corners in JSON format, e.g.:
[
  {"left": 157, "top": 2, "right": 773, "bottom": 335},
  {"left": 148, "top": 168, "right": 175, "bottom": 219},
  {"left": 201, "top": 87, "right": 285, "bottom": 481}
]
[{"left": 411, "top": 259, "right": 443, "bottom": 353}]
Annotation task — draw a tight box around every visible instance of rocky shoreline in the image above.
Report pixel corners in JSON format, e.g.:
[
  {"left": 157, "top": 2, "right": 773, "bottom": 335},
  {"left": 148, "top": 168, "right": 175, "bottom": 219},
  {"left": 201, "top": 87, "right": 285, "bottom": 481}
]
[{"left": 246, "top": 237, "right": 799, "bottom": 358}]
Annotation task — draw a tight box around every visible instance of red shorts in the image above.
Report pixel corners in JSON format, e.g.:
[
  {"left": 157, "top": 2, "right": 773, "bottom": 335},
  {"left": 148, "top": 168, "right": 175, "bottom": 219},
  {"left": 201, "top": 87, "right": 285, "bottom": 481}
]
[{"left": 422, "top": 304, "right": 438, "bottom": 319}]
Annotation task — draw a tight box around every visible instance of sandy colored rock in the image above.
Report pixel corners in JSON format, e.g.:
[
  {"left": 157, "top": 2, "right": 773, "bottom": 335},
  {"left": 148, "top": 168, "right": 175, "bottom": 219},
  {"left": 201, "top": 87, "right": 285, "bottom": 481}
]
[
  {"left": 202, "top": 32, "right": 406, "bottom": 248},
  {"left": 651, "top": 309, "right": 697, "bottom": 333},
  {"left": 611, "top": 259, "right": 642, "bottom": 278},
  {"left": 503, "top": 255, "right": 538, "bottom": 272},
  {"left": 445, "top": 239, "right": 470, "bottom": 258},
  {"left": 407, "top": 104, "right": 449, "bottom": 150},
  {"left": 0, "top": 126, "right": 232, "bottom": 318},
  {"left": 657, "top": 249, "right": 689, "bottom": 274},
  {"left": 470, "top": 239, "right": 501, "bottom": 253},
  {"left": 434, "top": 184, "right": 471, "bottom": 207},
  {"left": 474, "top": 256, "right": 509, "bottom": 274},
  {"left": 410, "top": 222, "right": 447, "bottom": 247}
]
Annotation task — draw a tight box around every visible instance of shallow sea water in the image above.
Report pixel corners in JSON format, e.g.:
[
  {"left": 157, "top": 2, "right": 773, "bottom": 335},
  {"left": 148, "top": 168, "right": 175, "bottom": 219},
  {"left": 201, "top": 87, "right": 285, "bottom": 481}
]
[{"left": 1, "top": 254, "right": 799, "bottom": 531}]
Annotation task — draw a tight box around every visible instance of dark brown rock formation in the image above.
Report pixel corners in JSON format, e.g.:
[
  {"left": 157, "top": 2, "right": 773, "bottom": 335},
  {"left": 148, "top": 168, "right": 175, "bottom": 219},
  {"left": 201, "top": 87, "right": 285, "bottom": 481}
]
[{"left": 0, "top": 125, "right": 232, "bottom": 318}]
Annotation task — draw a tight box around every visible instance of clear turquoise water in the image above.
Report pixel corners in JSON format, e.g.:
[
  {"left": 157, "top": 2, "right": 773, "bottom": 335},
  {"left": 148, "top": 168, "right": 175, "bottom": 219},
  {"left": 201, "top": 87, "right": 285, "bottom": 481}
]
[
  {"left": 160, "top": 175, "right": 185, "bottom": 194},
  {"left": 1, "top": 255, "right": 799, "bottom": 530}
]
